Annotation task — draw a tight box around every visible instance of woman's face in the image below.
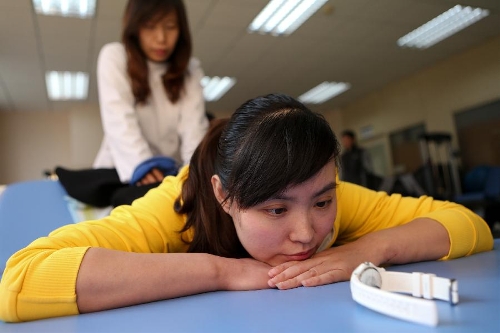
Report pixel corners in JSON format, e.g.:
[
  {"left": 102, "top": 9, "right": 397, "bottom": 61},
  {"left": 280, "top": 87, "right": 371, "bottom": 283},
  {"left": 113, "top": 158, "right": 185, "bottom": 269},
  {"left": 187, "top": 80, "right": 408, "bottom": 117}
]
[
  {"left": 216, "top": 160, "right": 337, "bottom": 266},
  {"left": 138, "top": 10, "right": 180, "bottom": 62}
]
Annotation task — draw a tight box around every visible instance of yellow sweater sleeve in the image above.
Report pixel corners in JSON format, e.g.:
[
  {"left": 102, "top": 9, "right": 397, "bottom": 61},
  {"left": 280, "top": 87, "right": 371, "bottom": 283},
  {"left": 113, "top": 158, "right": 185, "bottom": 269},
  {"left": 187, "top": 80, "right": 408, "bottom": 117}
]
[
  {"left": 0, "top": 167, "right": 191, "bottom": 322},
  {"left": 335, "top": 182, "right": 494, "bottom": 259}
]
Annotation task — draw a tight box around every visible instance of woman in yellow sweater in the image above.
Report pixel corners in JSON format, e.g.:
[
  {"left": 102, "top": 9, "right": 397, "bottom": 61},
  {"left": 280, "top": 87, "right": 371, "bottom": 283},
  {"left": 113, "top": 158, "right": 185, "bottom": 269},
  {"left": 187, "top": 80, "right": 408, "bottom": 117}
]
[{"left": 0, "top": 93, "right": 493, "bottom": 322}]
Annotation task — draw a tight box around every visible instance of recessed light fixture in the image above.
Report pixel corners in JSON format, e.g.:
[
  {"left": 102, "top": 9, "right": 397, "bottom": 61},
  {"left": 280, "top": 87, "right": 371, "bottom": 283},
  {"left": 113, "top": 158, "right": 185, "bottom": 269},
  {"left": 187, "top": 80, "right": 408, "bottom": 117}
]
[
  {"left": 298, "top": 82, "right": 350, "bottom": 104},
  {"left": 397, "top": 5, "right": 489, "bottom": 49},
  {"left": 201, "top": 76, "right": 236, "bottom": 102},
  {"left": 248, "top": 0, "right": 328, "bottom": 36},
  {"left": 45, "top": 71, "right": 89, "bottom": 101},
  {"left": 33, "top": 0, "right": 96, "bottom": 18}
]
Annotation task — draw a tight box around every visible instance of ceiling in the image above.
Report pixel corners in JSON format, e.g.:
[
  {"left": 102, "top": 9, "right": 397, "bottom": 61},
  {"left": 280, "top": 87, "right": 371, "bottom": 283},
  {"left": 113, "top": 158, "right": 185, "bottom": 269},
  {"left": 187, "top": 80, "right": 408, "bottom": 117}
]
[{"left": 0, "top": 0, "right": 499, "bottom": 114}]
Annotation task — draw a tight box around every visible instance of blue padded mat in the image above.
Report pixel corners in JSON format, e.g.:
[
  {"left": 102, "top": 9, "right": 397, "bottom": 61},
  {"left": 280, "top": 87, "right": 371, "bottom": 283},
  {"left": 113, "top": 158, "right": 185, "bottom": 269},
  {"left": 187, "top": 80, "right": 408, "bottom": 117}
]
[{"left": 0, "top": 180, "right": 73, "bottom": 273}]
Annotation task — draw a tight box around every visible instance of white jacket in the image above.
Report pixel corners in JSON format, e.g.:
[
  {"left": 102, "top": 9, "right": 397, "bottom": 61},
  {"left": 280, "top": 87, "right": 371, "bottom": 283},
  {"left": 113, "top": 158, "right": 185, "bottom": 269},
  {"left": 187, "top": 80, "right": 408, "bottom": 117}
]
[{"left": 93, "top": 42, "right": 208, "bottom": 182}]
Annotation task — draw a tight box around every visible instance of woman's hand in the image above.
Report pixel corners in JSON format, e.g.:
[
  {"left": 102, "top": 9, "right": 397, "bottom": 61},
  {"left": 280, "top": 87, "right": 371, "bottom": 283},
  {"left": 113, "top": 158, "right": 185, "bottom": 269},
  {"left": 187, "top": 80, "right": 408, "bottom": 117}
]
[
  {"left": 267, "top": 240, "right": 376, "bottom": 290},
  {"left": 268, "top": 218, "right": 450, "bottom": 290},
  {"left": 137, "top": 168, "right": 164, "bottom": 186}
]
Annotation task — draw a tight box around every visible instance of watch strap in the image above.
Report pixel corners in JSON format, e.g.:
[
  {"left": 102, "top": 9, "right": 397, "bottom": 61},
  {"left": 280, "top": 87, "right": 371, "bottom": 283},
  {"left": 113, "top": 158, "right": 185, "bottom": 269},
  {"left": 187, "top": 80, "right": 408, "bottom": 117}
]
[
  {"left": 351, "top": 273, "right": 439, "bottom": 326},
  {"left": 381, "top": 271, "right": 458, "bottom": 304},
  {"left": 350, "top": 262, "right": 459, "bottom": 327}
]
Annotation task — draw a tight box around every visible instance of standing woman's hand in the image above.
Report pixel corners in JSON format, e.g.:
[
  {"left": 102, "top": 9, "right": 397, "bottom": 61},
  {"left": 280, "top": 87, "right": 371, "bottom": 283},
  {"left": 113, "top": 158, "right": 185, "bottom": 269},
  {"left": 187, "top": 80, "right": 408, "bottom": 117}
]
[{"left": 137, "top": 168, "right": 164, "bottom": 186}]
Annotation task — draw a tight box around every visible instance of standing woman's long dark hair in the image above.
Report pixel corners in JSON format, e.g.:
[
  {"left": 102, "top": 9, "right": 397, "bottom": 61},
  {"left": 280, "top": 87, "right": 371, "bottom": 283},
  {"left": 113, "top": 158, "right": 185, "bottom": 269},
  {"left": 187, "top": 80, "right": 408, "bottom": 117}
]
[
  {"left": 176, "top": 94, "right": 341, "bottom": 258},
  {"left": 122, "top": 0, "right": 192, "bottom": 104}
]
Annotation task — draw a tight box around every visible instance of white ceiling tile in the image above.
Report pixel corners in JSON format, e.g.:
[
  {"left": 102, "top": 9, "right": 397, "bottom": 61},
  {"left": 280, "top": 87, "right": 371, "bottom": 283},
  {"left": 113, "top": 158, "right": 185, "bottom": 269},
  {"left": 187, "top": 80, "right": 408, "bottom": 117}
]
[
  {"left": 0, "top": 75, "right": 14, "bottom": 111},
  {"left": 0, "top": 56, "right": 43, "bottom": 80},
  {"left": 6, "top": 78, "right": 50, "bottom": 111},
  {"left": 94, "top": 18, "right": 122, "bottom": 44},
  {"left": 0, "top": 9, "right": 37, "bottom": 39},
  {"left": 95, "top": 0, "right": 127, "bottom": 18},
  {"left": 36, "top": 15, "right": 93, "bottom": 36},
  {"left": 0, "top": 0, "right": 33, "bottom": 10},
  {"left": 38, "top": 23, "right": 92, "bottom": 52}
]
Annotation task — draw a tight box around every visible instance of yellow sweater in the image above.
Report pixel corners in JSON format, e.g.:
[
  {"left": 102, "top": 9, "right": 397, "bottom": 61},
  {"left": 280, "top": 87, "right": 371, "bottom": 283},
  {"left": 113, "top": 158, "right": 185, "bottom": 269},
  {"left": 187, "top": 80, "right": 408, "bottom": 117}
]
[{"left": 0, "top": 166, "right": 493, "bottom": 322}]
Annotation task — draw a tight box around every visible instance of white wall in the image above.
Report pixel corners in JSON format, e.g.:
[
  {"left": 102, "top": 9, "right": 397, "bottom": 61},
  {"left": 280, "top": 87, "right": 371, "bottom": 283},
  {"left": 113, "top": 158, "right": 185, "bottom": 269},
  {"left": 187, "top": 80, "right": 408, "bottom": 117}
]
[
  {"left": 340, "top": 35, "right": 500, "bottom": 147},
  {"left": 323, "top": 108, "right": 344, "bottom": 141},
  {"left": 0, "top": 105, "right": 102, "bottom": 184},
  {"left": 69, "top": 106, "right": 104, "bottom": 169}
]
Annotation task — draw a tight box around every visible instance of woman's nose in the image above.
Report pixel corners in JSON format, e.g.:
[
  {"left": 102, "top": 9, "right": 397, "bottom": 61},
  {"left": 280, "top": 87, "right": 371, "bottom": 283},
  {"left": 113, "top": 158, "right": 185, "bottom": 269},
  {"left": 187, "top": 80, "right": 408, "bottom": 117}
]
[
  {"left": 155, "top": 27, "right": 166, "bottom": 43},
  {"left": 289, "top": 212, "right": 315, "bottom": 244}
]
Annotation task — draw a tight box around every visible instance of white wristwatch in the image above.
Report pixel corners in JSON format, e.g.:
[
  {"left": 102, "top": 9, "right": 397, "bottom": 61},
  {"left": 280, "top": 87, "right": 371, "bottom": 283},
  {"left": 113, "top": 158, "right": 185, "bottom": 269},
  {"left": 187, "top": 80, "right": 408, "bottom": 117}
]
[{"left": 350, "top": 262, "right": 458, "bottom": 326}]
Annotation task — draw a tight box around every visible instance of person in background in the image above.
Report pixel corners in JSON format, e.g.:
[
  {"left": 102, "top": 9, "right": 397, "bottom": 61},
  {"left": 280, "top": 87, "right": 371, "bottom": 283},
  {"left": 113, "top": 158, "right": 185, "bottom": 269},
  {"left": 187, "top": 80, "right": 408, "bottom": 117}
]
[
  {"left": 340, "top": 130, "right": 373, "bottom": 187},
  {"left": 93, "top": 0, "right": 208, "bottom": 186},
  {"left": 0, "top": 94, "right": 493, "bottom": 322}
]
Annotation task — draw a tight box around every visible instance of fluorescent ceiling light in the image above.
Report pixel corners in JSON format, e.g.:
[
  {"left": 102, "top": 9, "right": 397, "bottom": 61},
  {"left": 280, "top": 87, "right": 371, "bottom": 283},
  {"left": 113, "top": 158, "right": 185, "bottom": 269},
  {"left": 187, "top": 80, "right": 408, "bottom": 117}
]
[
  {"left": 201, "top": 76, "right": 236, "bottom": 102},
  {"left": 298, "top": 82, "right": 350, "bottom": 104},
  {"left": 33, "top": 0, "right": 96, "bottom": 18},
  {"left": 45, "top": 71, "right": 89, "bottom": 101},
  {"left": 248, "top": 0, "right": 328, "bottom": 36},
  {"left": 397, "top": 5, "right": 489, "bottom": 49}
]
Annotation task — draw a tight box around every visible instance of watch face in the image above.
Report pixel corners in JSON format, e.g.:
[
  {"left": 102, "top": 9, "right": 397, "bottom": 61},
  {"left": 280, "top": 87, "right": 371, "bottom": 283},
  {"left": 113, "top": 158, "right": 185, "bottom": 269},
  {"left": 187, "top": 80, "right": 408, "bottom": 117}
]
[{"left": 359, "top": 266, "right": 382, "bottom": 288}]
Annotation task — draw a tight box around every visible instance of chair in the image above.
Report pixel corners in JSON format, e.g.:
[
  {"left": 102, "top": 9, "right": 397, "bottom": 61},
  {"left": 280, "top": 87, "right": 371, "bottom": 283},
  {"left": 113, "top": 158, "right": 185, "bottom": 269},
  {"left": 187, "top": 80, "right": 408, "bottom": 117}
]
[
  {"left": 484, "top": 167, "right": 500, "bottom": 200},
  {"left": 454, "top": 166, "right": 500, "bottom": 228}
]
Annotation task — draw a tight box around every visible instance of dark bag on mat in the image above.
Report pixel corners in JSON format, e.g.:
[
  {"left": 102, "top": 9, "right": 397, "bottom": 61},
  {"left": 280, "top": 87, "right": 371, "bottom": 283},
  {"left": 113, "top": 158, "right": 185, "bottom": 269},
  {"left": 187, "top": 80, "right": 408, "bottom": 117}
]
[{"left": 55, "top": 167, "right": 126, "bottom": 207}]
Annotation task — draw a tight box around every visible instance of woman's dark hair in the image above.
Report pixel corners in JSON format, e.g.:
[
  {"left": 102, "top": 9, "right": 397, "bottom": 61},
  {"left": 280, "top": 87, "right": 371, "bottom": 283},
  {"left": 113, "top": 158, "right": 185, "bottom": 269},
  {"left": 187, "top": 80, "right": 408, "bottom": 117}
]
[
  {"left": 122, "top": 0, "right": 192, "bottom": 104},
  {"left": 175, "top": 93, "right": 341, "bottom": 258},
  {"left": 175, "top": 118, "right": 246, "bottom": 257}
]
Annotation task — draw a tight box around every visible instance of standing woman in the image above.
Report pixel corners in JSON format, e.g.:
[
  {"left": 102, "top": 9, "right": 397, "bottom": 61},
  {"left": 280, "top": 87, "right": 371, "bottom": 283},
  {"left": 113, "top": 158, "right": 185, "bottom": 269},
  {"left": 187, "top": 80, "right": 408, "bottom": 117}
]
[{"left": 93, "top": 0, "right": 208, "bottom": 185}]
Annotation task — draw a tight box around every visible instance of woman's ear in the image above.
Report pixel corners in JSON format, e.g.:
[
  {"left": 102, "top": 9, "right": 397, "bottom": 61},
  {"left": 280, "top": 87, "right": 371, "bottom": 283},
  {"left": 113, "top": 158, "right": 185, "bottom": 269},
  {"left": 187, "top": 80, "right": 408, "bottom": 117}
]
[{"left": 211, "top": 175, "right": 231, "bottom": 214}]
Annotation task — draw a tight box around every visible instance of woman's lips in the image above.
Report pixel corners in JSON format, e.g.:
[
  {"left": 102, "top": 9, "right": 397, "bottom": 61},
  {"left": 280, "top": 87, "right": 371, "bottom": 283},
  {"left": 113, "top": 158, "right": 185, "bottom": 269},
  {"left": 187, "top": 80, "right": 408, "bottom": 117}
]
[
  {"left": 152, "top": 49, "right": 168, "bottom": 59},
  {"left": 286, "top": 248, "right": 315, "bottom": 261}
]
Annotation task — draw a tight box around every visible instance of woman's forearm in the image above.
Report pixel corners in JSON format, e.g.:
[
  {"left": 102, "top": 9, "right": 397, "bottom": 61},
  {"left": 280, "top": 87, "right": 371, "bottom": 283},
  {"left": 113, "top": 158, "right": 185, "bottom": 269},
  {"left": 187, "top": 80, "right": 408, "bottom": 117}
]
[
  {"left": 76, "top": 248, "right": 272, "bottom": 313},
  {"left": 76, "top": 248, "right": 221, "bottom": 313},
  {"left": 368, "top": 217, "right": 451, "bottom": 266}
]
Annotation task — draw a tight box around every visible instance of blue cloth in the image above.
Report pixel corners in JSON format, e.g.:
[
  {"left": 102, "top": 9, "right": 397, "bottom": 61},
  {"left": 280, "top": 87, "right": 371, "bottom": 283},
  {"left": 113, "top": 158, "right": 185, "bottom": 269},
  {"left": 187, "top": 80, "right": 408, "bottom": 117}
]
[{"left": 130, "top": 156, "right": 179, "bottom": 185}]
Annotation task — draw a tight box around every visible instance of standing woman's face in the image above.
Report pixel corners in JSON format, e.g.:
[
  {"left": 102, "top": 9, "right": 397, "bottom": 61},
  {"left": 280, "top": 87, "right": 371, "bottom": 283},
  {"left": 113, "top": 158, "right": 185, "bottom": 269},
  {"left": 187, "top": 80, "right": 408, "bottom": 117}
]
[{"left": 138, "top": 10, "right": 180, "bottom": 62}]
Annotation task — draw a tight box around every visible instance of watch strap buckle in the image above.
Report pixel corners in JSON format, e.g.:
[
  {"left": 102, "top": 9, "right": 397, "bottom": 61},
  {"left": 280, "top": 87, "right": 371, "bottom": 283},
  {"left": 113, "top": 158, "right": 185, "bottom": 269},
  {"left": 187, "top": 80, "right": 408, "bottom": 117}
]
[{"left": 411, "top": 272, "right": 459, "bottom": 305}]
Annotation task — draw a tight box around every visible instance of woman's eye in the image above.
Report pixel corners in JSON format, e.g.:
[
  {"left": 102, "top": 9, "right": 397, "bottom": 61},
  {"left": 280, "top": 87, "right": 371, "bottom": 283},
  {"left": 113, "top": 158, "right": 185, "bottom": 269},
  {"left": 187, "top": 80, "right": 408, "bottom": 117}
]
[
  {"left": 316, "top": 200, "right": 332, "bottom": 208},
  {"left": 267, "top": 207, "right": 287, "bottom": 216}
]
